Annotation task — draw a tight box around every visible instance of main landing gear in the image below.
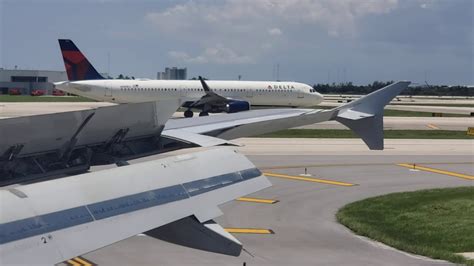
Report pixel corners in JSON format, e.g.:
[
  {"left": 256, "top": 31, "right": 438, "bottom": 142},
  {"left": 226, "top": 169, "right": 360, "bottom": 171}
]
[
  {"left": 184, "top": 110, "right": 209, "bottom": 118},
  {"left": 184, "top": 110, "right": 193, "bottom": 118}
]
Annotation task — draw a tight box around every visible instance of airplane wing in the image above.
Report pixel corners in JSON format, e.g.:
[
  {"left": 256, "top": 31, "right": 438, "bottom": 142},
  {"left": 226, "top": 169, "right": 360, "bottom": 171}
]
[
  {"left": 165, "top": 81, "right": 411, "bottom": 150},
  {"left": 0, "top": 81, "right": 408, "bottom": 183},
  {"left": 0, "top": 80, "right": 409, "bottom": 265},
  {"left": 0, "top": 147, "right": 270, "bottom": 265},
  {"left": 185, "top": 76, "right": 250, "bottom": 115},
  {"left": 189, "top": 76, "right": 229, "bottom": 107}
]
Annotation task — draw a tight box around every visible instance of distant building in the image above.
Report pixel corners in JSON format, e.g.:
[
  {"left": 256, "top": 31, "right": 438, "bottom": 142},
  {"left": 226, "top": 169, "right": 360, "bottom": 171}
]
[
  {"left": 157, "top": 67, "right": 187, "bottom": 80},
  {"left": 0, "top": 69, "right": 68, "bottom": 95},
  {"left": 157, "top": 72, "right": 166, "bottom": 80}
]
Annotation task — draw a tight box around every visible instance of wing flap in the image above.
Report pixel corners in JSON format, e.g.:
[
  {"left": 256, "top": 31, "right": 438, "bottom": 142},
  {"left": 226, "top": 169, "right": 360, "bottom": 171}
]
[
  {"left": 162, "top": 129, "right": 241, "bottom": 147},
  {"left": 336, "top": 109, "right": 374, "bottom": 120}
]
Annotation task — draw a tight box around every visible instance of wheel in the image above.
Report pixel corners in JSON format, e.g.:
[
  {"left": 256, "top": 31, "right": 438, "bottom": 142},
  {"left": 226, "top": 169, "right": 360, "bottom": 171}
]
[
  {"left": 199, "top": 111, "right": 209, "bottom": 117},
  {"left": 184, "top": 110, "right": 194, "bottom": 118}
]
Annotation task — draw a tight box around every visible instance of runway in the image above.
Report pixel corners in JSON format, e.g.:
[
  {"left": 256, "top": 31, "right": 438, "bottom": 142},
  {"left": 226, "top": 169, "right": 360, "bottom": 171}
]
[
  {"left": 296, "top": 117, "right": 473, "bottom": 131},
  {"left": 2, "top": 102, "right": 472, "bottom": 265},
  {"left": 60, "top": 138, "right": 473, "bottom": 266},
  {"left": 320, "top": 99, "right": 474, "bottom": 115}
]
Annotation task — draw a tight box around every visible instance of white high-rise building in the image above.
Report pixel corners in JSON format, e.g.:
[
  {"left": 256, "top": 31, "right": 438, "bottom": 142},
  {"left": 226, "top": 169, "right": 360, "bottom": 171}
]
[{"left": 157, "top": 67, "right": 187, "bottom": 80}]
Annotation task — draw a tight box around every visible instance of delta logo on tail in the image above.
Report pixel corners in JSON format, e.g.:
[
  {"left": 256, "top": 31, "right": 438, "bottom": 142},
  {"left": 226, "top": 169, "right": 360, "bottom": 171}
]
[{"left": 58, "top": 39, "right": 104, "bottom": 81}]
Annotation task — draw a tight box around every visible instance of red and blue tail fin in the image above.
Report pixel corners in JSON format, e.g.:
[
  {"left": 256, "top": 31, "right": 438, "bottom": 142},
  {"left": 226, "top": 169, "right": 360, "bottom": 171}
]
[{"left": 58, "top": 39, "right": 104, "bottom": 81}]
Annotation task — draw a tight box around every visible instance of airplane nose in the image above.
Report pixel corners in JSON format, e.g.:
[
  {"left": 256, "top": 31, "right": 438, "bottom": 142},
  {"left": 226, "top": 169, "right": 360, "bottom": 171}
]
[
  {"left": 313, "top": 92, "right": 324, "bottom": 105},
  {"left": 318, "top": 92, "right": 324, "bottom": 102}
]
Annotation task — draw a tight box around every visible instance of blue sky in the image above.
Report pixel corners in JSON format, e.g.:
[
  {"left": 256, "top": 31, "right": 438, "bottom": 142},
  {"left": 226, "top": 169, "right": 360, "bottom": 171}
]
[{"left": 1, "top": 0, "right": 472, "bottom": 85}]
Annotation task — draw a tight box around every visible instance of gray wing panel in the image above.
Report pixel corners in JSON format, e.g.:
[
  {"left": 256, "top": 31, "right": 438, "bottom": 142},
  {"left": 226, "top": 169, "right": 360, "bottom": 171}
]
[
  {"left": 0, "top": 147, "right": 270, "bottom": 265},
  {"left": 165, "top": 81, "right": 410, "bottom": 149},
  {"left": 0, "top": 100, "right": 180, "bottom": 156},
  {"left": 165, "top": 108, "right": 334, "bottom": 140}
]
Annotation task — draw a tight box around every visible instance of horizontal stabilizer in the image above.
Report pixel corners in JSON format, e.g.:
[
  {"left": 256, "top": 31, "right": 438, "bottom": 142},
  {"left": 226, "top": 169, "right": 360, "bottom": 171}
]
[{"left": 145, "top": 216, "right": 242, "bottom": 256}]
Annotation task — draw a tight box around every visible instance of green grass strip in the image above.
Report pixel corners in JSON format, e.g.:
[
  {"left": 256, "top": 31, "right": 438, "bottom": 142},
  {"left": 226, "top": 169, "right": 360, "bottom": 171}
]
[
  {"left": 390, "top": 103, "right": 474, "bottom": 108},
  {"left": 337, "top": 187, "right": 474, "bottom": 265},
  {"left": 383, "top": 109, "right": 469, "bottom": 117},
  {"left": 312, "top": 106, "right": 469, "bottom": 117},
  {"left": 258, "top": 129, "right": 474, "bottom": 139}
]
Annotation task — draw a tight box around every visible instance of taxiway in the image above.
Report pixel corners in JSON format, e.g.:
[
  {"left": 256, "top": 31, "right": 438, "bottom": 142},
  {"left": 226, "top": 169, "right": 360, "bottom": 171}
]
[{"left": 59, "top": 138, "right": 473, "bottom": 266}]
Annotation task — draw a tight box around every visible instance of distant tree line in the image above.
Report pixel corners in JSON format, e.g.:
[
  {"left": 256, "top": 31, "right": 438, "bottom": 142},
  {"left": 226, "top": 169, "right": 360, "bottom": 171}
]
[
  {"left": 114, "top": 74, "right": 135, "bottom": 80},
  {"left": 313, "top": 81, "right": 473, "bottom": 96}
]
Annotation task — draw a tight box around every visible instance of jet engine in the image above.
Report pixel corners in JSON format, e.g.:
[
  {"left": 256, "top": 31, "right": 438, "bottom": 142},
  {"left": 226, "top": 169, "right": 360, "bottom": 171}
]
[{"left": 224, "top": 100, "right": 251, "bottom": 113}]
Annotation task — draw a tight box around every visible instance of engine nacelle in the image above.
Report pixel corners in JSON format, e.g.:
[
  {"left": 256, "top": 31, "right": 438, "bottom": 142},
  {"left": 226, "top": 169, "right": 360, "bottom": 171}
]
[{"left": 224, "top": 100, "right": 251, "bottom": 113}]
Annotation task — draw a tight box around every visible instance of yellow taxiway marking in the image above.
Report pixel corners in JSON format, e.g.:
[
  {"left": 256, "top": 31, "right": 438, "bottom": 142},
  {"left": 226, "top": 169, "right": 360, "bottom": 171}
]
[
  {"left": 66, "top": 260, "right": 81, "bottom": 266},
  {"left": 426, "top": 124, "right": 440, "bottom": 129},
  {"left": 74, "top": 257, "right": 94, "bottom": 266},
  {"left": 260, "top": 162, "right": 473, "bottom": 171},
  {"left": 263, "top": 172, "right": 356, "bottom": 187},
  {"left": 225, "top": 228, "right": 274, "bottom": 234},
  {"left": 468, "top": 127, "right": 474, "bottom": 136},
  {"left": 237, "top": 197, "right": 279, "bottom": 204},
  {"left": 398, "top": 163, "right": 474, "bottom": 180},
  {"left": 66, "top": 257, "right": 96, "bottom": 266}
]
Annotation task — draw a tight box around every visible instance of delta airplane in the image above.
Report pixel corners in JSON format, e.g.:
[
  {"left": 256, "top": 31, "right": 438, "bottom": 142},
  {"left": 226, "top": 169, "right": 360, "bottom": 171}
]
[{"left": 55, "top": 39, "right": 323, "bottom": 117}]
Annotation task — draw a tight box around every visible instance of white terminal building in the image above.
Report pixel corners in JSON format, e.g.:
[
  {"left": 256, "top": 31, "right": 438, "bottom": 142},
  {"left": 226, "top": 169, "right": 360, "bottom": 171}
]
[{"left": 0, "top": 68, "right": 67, "bottom": 95}]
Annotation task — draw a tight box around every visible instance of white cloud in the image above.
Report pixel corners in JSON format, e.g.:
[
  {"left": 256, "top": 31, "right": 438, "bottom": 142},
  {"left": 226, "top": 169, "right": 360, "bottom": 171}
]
[
  {"left": 146, "top": 0, "right": 400, "bottom": 64},
  {"left": 145, "top": 0, "right": 398, "bottom": 36},
  {"left": 169, "top": 45, "right": 254, "bottom": 64},
  {"left": 268, "top": 28, "right": 282, "bottom": 36},
  {"left": 416, "top": 0, "right": 434, "bottom": 9}
]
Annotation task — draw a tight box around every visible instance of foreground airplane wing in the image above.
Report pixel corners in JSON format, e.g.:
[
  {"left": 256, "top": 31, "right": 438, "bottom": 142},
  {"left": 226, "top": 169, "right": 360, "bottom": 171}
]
[
  {"left": 0, "top": 147, "right": 270, "bottom": 265},
  {"left": 0, "top": 80, "right": 409, "bottom": 265},
  {"left": 0, "top": 81, "right": 408, "bottom": 183},
  {"left": 165, "top": 81, "right": 411, "bottom": 150}
]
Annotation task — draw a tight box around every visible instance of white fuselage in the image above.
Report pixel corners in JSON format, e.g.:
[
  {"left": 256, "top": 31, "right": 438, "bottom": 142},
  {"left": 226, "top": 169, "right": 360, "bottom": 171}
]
[{"left": 55, "top": 79, "right": 324, "bottom": 107}]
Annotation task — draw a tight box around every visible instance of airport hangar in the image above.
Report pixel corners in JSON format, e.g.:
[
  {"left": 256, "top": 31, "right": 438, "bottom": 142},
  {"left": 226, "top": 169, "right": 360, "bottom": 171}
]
[
  {"left": 0, "top": 66, "right": 185, "bottom": 95},
  {"left": 0, "top": 68, "right": 68, "bottom": 95}
]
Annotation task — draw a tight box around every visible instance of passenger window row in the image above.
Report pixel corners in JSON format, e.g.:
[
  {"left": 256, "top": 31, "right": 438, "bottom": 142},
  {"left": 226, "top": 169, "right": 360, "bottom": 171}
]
[{"left": 118, "top": 88, "right": 297, "bottom": 93}]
